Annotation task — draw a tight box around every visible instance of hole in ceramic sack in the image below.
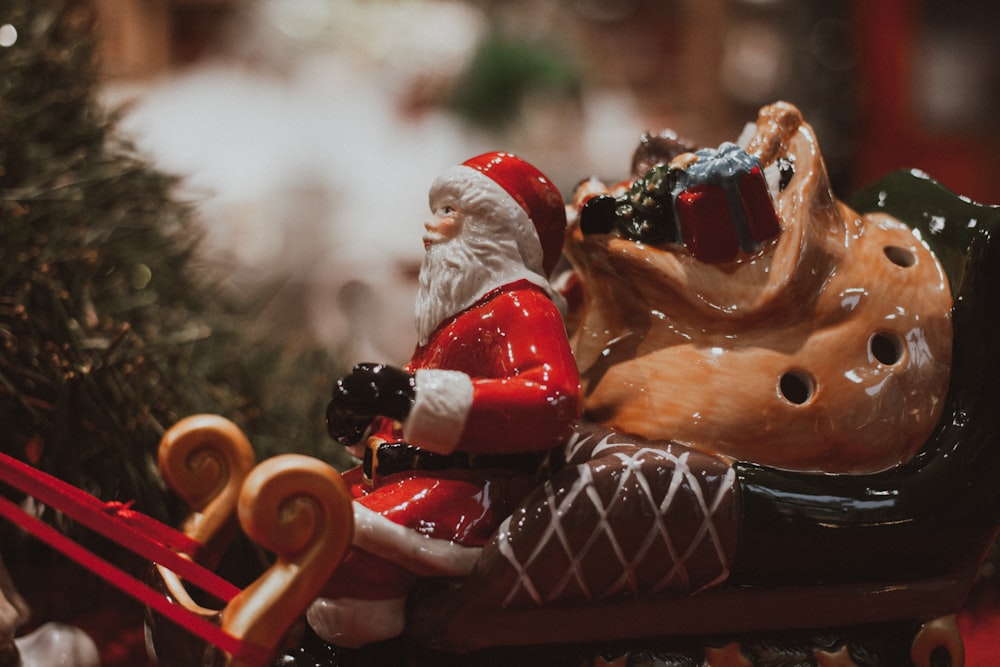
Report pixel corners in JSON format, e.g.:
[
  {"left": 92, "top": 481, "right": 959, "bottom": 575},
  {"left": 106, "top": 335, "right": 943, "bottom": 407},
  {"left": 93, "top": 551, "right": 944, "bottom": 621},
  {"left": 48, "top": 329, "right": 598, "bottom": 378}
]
[
  {"left": 883, "top": 245, "right": 916, "bottom": 267},
  {"left": 870, "top": 332, "right": 904, "bottom": 365},
  {"left": 929, "top": 645, "right": 952, "bottom": 667},
  {"left": 779, "top": 370, "right": 815, "bottom": 406}
]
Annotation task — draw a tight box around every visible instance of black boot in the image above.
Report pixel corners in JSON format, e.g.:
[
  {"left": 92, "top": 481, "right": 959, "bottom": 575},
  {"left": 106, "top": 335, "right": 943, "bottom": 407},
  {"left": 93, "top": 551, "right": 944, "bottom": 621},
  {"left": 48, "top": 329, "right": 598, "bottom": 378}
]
[{"left": 273, "top": 626, "right": 407, "bottom": 667}]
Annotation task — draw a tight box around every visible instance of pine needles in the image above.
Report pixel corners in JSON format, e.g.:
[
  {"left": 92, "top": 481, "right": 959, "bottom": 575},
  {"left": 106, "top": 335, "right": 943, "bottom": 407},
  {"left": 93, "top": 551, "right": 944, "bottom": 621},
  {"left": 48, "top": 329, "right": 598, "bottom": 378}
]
[{"left": 0, "top": 1, "right": 347, "bottom": 524}]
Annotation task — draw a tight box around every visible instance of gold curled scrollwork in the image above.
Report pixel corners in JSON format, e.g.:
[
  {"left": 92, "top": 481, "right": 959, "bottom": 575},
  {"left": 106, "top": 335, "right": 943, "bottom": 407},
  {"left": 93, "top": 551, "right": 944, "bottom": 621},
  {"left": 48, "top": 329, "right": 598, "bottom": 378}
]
[
  {"left": 156, "top": 415, "right": 257, "bottom": 616},
  {"left": 221, "top": 454, "right": 354, "bottom": 667},
  {"left": 158, "top": 414, "right": 257, "bottom": 549}
]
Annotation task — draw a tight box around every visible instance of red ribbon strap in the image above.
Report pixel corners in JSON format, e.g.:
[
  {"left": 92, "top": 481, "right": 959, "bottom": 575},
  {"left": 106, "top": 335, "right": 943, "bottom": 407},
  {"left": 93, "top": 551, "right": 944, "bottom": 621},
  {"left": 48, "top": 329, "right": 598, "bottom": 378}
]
[
  {"left": 0, "top": 451, "right": 239, "bottom": 602},
  {"left": 0, "top": 495, "right": 272, "bottom": 666},
  {"left": 0, "top": 451, "right": 280, "bottom": 663}
]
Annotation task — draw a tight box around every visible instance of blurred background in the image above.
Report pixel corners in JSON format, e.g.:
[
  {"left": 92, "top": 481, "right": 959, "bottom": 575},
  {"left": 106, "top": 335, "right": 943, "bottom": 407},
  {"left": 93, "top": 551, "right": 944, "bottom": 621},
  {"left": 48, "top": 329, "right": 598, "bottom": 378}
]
[{"left": 87, "top": 0, "right": 1000, "bottom": 363}]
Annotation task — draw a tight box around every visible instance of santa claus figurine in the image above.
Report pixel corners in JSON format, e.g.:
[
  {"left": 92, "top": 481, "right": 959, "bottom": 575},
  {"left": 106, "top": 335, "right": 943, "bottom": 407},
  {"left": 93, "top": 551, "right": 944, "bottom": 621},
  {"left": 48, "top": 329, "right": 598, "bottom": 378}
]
[{"left": 309, "top": 152, "right": 581, "bottom": 652}]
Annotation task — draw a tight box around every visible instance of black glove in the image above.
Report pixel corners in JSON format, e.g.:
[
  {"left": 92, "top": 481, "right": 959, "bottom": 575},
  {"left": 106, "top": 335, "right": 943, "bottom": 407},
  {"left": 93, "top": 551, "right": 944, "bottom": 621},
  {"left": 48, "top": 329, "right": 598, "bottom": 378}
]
[
  {"left": 578, "top": 194, "right": 618, "bottom": 235},
  {"left": 325, "top": 400, "right": 371, "bottom": 447},
  {"left": 325, "top": 363, "right": 416, "bottom": 445}
]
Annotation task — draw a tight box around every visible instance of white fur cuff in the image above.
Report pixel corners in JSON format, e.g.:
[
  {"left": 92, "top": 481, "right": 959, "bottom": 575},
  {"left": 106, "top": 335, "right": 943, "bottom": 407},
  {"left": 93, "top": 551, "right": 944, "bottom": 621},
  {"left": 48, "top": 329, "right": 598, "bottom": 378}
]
[
  {"left": 307, "top": 596, "right": 406, "bottom": 648},
  {"left": 352, "top": 504, "right": 482, "bottom": 577},
  {"left": 404, "top": 368, "right": 474, "bottom": 455}
]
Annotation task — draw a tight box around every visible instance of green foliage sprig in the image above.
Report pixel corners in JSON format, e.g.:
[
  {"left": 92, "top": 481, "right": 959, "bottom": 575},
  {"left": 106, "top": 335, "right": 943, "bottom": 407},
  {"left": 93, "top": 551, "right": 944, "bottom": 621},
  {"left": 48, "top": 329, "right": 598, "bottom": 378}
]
[{"left": 0, "top": 1, "right": 347, "bottom": 524}]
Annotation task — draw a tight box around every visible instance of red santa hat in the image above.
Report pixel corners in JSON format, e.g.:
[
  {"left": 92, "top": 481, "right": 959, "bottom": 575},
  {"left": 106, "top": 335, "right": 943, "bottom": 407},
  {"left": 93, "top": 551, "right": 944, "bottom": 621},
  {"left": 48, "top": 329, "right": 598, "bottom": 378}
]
[{"left": 429, "top": 152, "right": 567, "bottom": 277}]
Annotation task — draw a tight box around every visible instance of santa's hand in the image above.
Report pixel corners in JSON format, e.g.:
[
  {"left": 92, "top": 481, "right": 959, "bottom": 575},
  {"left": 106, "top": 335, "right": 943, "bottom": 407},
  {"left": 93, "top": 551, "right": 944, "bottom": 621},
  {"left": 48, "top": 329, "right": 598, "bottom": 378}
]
[
  {"left": 327, "top": 363, "right": 416, "bottom": 435},
  {"left": 325, "top": 399, "right": 372, "bottom": 446}
]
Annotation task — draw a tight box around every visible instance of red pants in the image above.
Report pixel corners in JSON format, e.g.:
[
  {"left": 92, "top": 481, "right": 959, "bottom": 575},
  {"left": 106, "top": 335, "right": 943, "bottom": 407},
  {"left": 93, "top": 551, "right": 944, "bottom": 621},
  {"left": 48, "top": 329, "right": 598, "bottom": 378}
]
[{"left": 320, "top": 465, "right": 537, "bottom": 600}]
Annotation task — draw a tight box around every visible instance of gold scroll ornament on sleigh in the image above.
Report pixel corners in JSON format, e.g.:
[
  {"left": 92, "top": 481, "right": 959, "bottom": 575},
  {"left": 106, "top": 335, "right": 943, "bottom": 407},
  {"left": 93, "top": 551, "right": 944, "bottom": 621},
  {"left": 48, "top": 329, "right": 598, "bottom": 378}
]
[{"left": 149, "top": 414, "right": 353, "bottom": 667}]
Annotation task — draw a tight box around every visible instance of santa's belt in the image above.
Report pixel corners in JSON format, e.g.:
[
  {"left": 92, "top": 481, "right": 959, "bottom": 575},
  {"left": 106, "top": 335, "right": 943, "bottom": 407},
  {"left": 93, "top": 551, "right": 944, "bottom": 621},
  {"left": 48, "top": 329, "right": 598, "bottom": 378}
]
[{"left": 363, "top": 440, "right": 549, "bottom": 485}]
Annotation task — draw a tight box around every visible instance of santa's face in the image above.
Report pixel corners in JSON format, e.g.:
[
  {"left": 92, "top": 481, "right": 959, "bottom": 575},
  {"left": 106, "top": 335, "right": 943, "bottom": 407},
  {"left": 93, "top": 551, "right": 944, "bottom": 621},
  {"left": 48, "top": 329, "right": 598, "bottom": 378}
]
[
  {"left": 415, "top": 169, "right": 562, "bottom": 345},
  {"left": 423, "top": 204, "right": 463, "bottom": 249},
  {"left": 415, "top": 202, "right": 524, "bottom": 345}
]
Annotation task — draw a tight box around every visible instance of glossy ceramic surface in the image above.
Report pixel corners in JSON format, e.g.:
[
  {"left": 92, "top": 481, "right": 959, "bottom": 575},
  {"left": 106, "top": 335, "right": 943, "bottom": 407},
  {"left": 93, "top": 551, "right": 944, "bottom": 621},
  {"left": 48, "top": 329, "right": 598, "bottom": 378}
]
[
  {"left": 406, "top": 109, "right": 999, "bottom": 665},
  {"left": 149, "top": 110, "right": 998, "bottom": 667},
  {"left": 734, "top": 168, "right": 1000, "bottom": 588},
  {"left": 565, "top": 103, "right": 953, "bottom": 473}
]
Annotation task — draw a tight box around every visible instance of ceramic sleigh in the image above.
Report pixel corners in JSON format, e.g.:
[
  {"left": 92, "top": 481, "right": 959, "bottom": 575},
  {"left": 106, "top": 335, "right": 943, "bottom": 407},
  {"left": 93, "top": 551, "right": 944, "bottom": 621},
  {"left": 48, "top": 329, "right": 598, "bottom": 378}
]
[{"left": 146, "top": 102, "right": 1000, "bottom": 667}]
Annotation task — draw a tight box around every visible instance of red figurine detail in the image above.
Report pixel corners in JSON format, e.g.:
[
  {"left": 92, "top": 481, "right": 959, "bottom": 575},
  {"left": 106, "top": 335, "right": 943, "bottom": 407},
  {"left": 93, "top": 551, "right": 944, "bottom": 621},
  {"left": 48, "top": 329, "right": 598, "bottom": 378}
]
[{"left": 315, "top": 152, "right": 581, "bottom": 648}]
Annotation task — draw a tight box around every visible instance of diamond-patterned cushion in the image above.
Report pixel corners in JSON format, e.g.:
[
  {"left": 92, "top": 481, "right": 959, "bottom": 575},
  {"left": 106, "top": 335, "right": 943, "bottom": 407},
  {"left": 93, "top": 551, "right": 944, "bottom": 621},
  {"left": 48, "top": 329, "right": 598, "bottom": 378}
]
[{"left": 469, "top": 423, "right": 739, "bottom": 608}]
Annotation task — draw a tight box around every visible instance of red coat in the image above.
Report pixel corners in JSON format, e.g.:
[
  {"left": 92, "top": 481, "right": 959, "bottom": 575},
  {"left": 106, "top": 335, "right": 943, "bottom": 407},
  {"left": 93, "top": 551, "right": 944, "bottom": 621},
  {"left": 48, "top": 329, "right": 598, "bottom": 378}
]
[
  {"left": 341, "top": 280, "right": 580, "bottom": 578},
  {"left": 377, "top": 278, "right": 580, "bottom": 455}
]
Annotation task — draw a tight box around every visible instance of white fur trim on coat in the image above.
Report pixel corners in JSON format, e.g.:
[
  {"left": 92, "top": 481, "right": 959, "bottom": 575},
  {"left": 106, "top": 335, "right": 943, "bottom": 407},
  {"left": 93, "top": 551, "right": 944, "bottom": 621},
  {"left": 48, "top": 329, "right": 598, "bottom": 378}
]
[
  {"left": 307, "top": 596, "right": 406, "bottom": 648},
  {"left": 403, "top": 368, "right": 474, "bottom": 455},
  {"left": 352, "top": 504, "right": 482, "bottom": 577}
]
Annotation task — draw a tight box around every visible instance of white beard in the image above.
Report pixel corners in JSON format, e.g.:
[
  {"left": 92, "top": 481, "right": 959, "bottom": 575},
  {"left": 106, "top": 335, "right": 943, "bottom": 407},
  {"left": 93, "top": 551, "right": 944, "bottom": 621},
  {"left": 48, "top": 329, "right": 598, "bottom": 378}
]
[{"left": 415, "top": 228, "right": 541, "bottom": 346}]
